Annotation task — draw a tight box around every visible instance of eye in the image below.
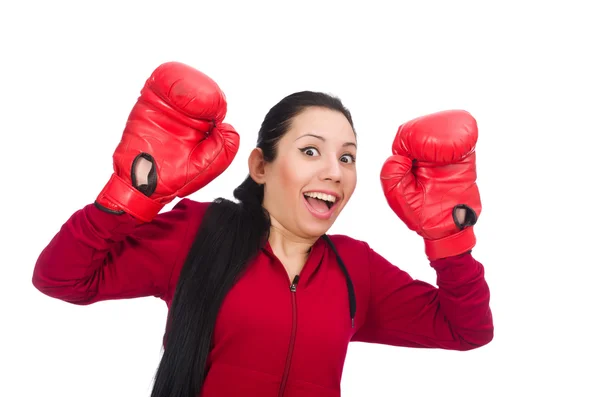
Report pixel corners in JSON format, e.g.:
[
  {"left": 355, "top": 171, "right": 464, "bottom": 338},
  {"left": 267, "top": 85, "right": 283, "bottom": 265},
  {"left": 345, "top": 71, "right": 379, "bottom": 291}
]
[
  {"left": 340, "top": 154, "right": 356, "bottom": 164},
  {"left": 300, "top": 147, "right": 320, "bottom": 157}
]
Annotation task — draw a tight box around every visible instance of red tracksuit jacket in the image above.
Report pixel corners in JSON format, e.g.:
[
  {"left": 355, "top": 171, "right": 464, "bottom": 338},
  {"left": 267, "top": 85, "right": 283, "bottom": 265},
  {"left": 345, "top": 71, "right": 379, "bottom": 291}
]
[{"left": 32, "top": 198, "right": 494, "bottom": 397}]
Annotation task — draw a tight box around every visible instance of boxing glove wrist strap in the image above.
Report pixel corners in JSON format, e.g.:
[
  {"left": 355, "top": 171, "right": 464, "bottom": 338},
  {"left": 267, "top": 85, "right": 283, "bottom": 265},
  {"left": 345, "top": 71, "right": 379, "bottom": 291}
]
[
  {"left": 96, "top": 173, "right": 164, "bottom": 223},
  {"left": 424, "top": 227, "right": 476, "bottom": 260}
]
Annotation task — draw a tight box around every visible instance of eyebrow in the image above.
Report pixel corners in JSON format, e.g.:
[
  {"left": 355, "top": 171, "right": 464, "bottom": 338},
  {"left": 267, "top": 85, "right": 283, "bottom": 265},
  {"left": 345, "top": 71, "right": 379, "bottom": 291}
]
[{"left": 295, "top": 133, "right": 357, "bottom": 148}]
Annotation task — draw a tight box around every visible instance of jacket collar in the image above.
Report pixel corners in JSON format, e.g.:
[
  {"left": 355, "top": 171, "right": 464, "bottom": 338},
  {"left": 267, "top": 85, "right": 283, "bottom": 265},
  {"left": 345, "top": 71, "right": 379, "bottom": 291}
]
[
  {"left": 260, "top": 236, "right": 326, "bottom": 288},
  {"left": 261, "top": 235, "right": 356, "bottom": 328}
]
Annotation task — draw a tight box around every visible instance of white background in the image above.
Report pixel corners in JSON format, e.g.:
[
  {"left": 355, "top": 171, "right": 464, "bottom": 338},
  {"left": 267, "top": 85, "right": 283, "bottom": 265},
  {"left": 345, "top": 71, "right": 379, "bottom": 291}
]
[{"left": 1, "top": 1, "right": 599, "bottom": 396}]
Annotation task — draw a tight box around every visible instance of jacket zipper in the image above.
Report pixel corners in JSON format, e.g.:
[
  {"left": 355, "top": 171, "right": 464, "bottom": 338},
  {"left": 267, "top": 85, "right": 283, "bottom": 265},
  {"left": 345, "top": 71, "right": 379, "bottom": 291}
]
[{"left": 278, "top": 274, "right": 300, "bottom": 397}]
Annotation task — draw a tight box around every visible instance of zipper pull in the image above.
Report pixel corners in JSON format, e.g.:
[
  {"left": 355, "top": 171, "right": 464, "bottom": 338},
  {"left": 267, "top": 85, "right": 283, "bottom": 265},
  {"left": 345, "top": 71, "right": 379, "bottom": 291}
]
[{"left": 290, "top": 275, "right": 300, "bottom": 292}]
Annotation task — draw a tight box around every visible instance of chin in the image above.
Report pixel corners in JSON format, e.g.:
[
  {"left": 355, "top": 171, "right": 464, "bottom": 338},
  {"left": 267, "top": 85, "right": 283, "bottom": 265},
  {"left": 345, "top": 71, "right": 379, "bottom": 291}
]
[
  {"left": 299, "top": 217, "right": 338, "bottom": 239},
  {"left": 302, "top": 226, "right": 331, "bottom": 239}
]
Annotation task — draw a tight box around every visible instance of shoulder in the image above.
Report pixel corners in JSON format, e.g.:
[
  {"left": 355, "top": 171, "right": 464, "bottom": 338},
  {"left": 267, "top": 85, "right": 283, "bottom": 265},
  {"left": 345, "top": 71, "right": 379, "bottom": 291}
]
[
  {"left": 171, "top": 197, "right": 212, "bottom": 215},
  {"left": 159, "top": 198, "right": 212, "bottom": 227},
  {"left": 143, "top": 198, "right": 213, "bottom": 248},
  {"left": 325, "top": 233, "right": 370, "bottom": 252},
  {"left": 323, "top": 234, "right": 375, "bottom": 323},
  {"left": 158, "top": 198, "right": 213, "bottom": 304},
  {"left": 324, "top": 233, "right": 399, "bottom": 277},
  {"left": 323, "top": 233, "right": 373, "bottom": 269}
]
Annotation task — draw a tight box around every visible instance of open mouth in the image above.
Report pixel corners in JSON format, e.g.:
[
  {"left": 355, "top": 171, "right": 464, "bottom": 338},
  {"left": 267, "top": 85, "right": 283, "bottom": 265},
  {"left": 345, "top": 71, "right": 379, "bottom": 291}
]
[{"left": 303, "top": 191, "right": 337, "bottom": 213}]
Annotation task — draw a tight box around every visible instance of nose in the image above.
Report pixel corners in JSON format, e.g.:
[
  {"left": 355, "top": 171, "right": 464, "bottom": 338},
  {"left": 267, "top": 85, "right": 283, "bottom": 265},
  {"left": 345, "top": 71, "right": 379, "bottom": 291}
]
[{"left": 320, "top": 154, "right": 343, "bottom": 183}]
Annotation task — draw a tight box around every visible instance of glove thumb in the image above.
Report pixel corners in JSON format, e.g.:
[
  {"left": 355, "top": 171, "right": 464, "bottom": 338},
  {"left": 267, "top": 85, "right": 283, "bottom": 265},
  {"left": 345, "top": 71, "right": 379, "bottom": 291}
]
[
  {"left": 380, "top": 154, "right": 422, "bottom": 232},
  {"left": 177, "top": 122, "right": 239, "bottom": 198}
]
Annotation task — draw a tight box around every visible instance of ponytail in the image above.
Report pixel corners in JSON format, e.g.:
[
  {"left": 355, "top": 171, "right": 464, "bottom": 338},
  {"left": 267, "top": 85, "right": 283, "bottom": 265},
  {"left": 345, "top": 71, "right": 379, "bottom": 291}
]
[{"left": 150, "top": 175, "right": 270, "bottom": 397}]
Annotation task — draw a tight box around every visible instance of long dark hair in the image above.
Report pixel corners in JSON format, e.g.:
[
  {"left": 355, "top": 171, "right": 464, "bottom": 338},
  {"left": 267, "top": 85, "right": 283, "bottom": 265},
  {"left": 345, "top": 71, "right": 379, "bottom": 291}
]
[{"left": 150, "top": 91, "right": 355, "bottom": 397}]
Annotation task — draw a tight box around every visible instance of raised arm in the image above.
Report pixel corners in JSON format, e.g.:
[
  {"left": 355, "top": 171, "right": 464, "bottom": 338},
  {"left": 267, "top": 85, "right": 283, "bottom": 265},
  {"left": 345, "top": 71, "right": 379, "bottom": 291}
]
[
  {"left": 352, "top": 246, "right": 492, "bottom": 350},
  {"left": 32, "top": 61, "right": 240, "bottom": 305},
  {"left": 32, "top": 199, "right": 205, "bottom": 305},
  {"left": 357, "top": 109, "right": 493, "bottom": 350}
]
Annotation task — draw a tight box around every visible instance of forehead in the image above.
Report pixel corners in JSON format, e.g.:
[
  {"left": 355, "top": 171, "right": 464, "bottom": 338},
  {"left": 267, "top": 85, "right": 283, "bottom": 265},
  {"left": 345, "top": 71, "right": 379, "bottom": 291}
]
[{"left": 286, "top": 107, "right": 356, "bottom": 145}]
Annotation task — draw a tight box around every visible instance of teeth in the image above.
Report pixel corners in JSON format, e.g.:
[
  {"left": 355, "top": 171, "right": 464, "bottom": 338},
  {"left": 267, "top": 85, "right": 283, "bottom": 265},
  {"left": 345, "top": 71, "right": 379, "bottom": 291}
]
[{"left": 304, "top": 192, "right": 337, "bottom": 203}]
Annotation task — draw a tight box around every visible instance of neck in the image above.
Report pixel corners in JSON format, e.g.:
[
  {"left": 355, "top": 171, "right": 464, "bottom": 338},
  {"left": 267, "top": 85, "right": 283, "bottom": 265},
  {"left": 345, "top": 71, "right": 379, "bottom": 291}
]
[{"left": 268, "top": 221, "right": 316, "bottom": 261}]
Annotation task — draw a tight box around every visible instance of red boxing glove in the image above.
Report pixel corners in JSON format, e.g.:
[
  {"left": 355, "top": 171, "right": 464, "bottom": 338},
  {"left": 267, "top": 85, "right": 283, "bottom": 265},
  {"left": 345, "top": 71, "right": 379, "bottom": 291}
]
[
  {"left": 96, "top": 62, "right": 240, "bottom": 222},
  {"left": 380, "top": 110, "right": 481, "bottom": 260}
]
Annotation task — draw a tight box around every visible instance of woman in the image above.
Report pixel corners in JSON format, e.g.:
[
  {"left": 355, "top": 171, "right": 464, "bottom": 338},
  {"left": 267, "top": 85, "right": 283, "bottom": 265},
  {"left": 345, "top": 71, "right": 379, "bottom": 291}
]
[{"left": 32, "top": 62, "right": 493, "bottom": 397}]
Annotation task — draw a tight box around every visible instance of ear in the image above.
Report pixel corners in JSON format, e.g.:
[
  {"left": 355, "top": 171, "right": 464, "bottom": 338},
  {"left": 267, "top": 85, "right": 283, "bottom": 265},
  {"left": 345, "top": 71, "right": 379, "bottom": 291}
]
[{"left": 248, "top": 148, "right": 267, "bottom": 184}]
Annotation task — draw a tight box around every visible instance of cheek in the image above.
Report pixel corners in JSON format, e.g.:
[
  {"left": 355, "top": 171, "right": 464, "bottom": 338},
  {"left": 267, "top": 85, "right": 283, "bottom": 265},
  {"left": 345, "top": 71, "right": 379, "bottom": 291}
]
[
  {"left": 274, "top": 159, "right": 307, "bottom": 198},
  {"left": 344, "top": 171, "right": 358, "bottom": 197}
]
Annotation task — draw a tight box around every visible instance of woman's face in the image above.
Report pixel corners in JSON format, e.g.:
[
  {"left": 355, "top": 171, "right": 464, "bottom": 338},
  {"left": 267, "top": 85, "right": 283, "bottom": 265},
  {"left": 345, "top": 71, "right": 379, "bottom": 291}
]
[{"left": 254, "top": 106, "right": 358, "bottom": 240}]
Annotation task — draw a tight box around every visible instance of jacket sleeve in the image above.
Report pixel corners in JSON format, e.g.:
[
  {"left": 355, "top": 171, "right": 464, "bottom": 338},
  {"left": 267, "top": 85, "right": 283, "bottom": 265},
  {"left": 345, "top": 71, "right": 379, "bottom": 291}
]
[
  {"left": 32, "top": 199, "right": 203, "bottom": 305},
  {"left": 352, "top": 245, "right": 494, "bottom": 351}
]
